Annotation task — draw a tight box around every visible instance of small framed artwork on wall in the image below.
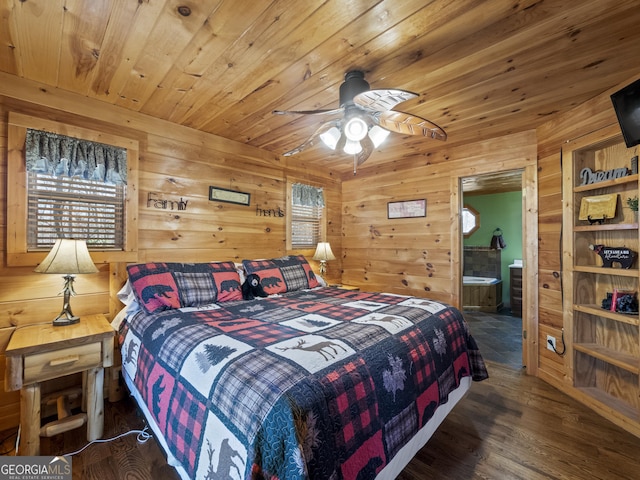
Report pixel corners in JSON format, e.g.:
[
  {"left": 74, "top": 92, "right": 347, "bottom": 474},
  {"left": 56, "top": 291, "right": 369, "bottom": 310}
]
[
  {"left": 387, "top": 199, "right": 426, "bottom": 219},
  {"left": 209, "top": 186, "right": 251, "bottom": 206}
]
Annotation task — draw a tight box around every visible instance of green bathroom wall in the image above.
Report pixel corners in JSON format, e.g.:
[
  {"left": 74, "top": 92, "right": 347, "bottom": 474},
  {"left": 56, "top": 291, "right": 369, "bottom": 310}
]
[{"left": 463, "top": 191, "right": 523, "bottom": 307}]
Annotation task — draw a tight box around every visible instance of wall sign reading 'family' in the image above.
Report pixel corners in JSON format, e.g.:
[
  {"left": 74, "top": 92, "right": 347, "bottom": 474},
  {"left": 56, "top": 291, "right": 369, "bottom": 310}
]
[{"left": 147, "top": 192, "right": 189, "bottom": 210}]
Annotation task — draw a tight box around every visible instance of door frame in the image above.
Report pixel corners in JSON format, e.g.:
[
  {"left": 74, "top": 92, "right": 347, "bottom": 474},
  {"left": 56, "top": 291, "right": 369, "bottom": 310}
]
[{"left": 453, "top": 165, "right": 539, "bottom": 375}]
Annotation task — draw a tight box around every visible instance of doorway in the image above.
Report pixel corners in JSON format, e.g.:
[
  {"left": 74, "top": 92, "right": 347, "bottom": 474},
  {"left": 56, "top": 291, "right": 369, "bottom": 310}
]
[{"left": 460, "top": 170, "right": 525, "bottom": 368}]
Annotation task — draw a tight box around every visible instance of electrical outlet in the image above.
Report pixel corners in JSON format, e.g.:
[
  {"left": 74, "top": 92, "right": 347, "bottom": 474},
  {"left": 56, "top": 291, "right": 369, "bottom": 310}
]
[{"left": 547, "top": 335, "right": 556, "bottom": 351}]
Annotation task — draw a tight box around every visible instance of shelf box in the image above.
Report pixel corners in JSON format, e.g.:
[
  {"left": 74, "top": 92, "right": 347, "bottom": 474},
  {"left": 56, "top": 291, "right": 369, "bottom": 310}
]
[
  {"left": 572, "top": 232, "right": 639, "bottom": 270},
  {"left": 572, "top": 271, "right": 637, "bottom": 307},
  {"left": 574, "top": 173, "right": 639, "bottom": 194},
  {"left": 573, "top": 304, "right": 639, "bottom": 326},
  {"left": 573, "top": 311, "right": 639, "bottom": 366},
  {"left": 574, "top": 343, "right": 639, "bottom": 375},
  {"left": 576, "top": 387, "right": 639, "bottom": 423},
  {"left": 574, "top": 351, "right": 639, "bottom": 412},
  {"left": 563, "top": 124, "right": 640, "bottom": 434}
]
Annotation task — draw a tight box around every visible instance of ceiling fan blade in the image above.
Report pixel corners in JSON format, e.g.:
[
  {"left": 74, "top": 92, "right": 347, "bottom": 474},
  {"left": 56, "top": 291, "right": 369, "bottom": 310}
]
[
  {"left": 282, "top": 120, "right": 340, "bottom": 156},
  {"left": 356, "top": 135, "right": 374, "bottom": 166},
  {"left": 273, "top": 107, "right": 343, "bottom": 116},
  {"left": 335, "top": 130, "right": 347, "bottom": 153},
  {"left": 377, "top": 110, "right": 447, "bottom": 140},
  {"left": 353, "top": 89, "right": 418, "bottom": 112}
]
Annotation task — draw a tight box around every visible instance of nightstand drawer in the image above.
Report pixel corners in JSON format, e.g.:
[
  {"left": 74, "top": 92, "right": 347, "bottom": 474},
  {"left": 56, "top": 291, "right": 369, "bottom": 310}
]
[{"left": 23, "top": 342, "right": 102, "bottom": 384}]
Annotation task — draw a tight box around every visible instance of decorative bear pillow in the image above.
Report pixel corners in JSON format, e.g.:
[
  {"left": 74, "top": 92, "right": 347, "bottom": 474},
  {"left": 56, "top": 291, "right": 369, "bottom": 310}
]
[
  {"left": 127, "top": 262, "right": 243, "bottom": 314},
  {"left": 241, "top": 255, "right": 320, "bottom": 295}
]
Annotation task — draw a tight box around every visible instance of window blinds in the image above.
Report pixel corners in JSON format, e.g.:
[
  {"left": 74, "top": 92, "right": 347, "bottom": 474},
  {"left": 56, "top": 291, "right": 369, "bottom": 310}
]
[{"left": 27, "top": 172, "right": 125, "bottom": 250}]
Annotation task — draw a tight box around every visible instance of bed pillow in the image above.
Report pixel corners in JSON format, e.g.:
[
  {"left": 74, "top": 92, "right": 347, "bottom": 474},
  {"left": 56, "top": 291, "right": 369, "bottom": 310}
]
[
  {"left": 235, "top": 262, "right": 246, "bottom": 284},
  {"left": 127, "top": 262, "right": 243, "bottom": 314},
  {"left": 117, "top": 279, "right": 137, "bottom": 306},
  {"left": 242, "top": 255, "right": 320, "bottom": 295}
]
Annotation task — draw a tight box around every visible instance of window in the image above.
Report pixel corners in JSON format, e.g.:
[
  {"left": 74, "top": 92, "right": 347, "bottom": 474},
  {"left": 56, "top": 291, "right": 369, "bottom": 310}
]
[
  {"left": 27, "top": 172, "right": 125, "bottom": 249},
  {"left": 25, "top": 129, "right": 127, "bottom": 250},
  {"left": 289, "top": 182, "right": 325, "bottom": 249},
  {"left": 462, "top": 204, "right": 480, "bottom": 237},
  {"left": 7, "top": 112, "right": 139, "bottom": 265}
]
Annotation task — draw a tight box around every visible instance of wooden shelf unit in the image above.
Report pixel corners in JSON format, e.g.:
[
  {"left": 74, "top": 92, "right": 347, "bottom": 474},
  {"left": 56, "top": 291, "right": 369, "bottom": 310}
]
[
  {"left": 510, "top": 266, "right": 522, "bottom": 317},
  {"left": 562, "top": 124, "right": 640, "bottom": 433}
]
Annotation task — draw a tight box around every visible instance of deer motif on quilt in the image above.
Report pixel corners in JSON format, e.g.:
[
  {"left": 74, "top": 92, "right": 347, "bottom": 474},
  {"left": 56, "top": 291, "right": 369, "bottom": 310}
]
[
  {"left": 204, "top": 438, "right": 243, "bottom": 480},
  {"left": 124, "top": 339, "right": 138, "bottom": 365},
  {"left": 369, "top": 314, "right": 408, "bottom": 328},
  {"left": 278, "top": 338, "right": 347, "bottom": 361}
]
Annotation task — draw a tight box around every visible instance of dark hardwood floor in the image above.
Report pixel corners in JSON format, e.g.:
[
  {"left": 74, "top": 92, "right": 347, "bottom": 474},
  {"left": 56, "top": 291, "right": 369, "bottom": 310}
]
[
  {"left": 3, "top": 311, "right": 639, "bottom": 479},
  {"left": 398, "top": 362, "right": 640, "bottom": 479}
]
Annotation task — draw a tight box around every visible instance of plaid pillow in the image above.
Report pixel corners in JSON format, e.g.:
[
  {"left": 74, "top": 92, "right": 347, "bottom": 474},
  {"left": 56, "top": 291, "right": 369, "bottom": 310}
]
[
  {"left": 127, "top": 262, "right": 242, "bottom": 314},
  {"left": 242, "top": 255, "right": 320, "bottom": 295},
  {"left": 174, "top": 272, "right": 216, "bottom": 307}
]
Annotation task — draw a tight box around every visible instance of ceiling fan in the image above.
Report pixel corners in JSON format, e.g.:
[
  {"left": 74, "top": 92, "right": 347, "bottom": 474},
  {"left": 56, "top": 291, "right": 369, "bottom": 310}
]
[{"left": 273, "top": 70, "right": 447, "bottom": 173}]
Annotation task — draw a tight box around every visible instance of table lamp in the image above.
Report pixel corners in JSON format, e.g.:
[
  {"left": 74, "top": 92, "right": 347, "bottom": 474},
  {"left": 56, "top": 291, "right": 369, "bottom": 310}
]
[
  {"left": 313, "top": 242, "right": 336, "bottom": 278},
  {"left": 34, "top": 238, "right": 99, "bottom": 326}
]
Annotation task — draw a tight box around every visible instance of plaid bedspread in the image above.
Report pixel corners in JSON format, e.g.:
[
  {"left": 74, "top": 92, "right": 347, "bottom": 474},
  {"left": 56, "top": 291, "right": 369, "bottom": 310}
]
[{"left": 120, "top": 287, "right": 488, "bottom": 480}]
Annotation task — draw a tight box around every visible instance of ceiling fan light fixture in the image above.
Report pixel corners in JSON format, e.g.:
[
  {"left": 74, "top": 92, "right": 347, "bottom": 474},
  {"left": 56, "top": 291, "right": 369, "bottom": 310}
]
[
  {"left": 343, "top": 139, "right": 363, "bottom": 155},
  {"left": 273, "top": 70, "right": 447, "bottom": 170},
  {"left": 368, "top": 125, "right": 390, "bottom": 148},
  {"left": 319, "top": 126, "right": 341, "bottom": 150},
  {"left": 344, "top": 117, "right": 368, "bottom": 141}
]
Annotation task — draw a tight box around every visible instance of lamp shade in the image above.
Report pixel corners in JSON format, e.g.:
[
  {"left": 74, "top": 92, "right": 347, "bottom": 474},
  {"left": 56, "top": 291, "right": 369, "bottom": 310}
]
[
  {"left": 344, "top": 117, "right": 368, "bottom": 141},
  {"left": 313, "top": 242, "right": 336, "bottom": 262},
  {"left": 319, "top": 127, "right": 341, "bottom": 150},
  {"left": 34, "top": 238, "right": 98, "bottom": 274},
  {"left": 319, "top": 121, "right": 391, "bottom": 158},
  {"left": 368, "top": 125, "right": 391, "bottom": 147},
  {"left": 343, "top": 139, "right": 363, "bottom": 155}
]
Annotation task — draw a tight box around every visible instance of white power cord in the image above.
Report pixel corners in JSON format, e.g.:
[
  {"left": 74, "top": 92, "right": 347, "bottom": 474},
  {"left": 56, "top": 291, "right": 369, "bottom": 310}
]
[
  {"left": 15, "top": 424, "right": 20, "bottom": 455},
  {"left": 62, "top": 426, "right": 152, "bottom": 457}
]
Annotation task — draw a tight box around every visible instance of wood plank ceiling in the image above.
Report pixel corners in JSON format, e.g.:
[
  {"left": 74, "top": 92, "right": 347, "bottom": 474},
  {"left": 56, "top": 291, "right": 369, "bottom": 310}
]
[{"left": 2, "top": 0, "right": 640, "bottom": 178}]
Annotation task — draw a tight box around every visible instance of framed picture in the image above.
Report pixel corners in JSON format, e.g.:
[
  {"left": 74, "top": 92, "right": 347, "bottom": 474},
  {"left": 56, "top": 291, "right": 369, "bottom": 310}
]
[
  {"left": 387, "top": 199, "right": 426, "bottom": 219},
  {"left": 209, "top": 186, "right": 251, "bottom": 206}
]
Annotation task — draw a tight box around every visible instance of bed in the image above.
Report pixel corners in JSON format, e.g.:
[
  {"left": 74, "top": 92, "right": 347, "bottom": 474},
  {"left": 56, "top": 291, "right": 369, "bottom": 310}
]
[{"left": 116, "top": 256, "right": 488, "bottom": 480}]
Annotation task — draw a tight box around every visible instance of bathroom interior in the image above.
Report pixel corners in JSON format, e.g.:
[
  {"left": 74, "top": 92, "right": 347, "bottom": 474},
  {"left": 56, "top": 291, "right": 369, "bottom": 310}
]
[{"left": 461, "top": 171, "right": 524, "bottom": 368}]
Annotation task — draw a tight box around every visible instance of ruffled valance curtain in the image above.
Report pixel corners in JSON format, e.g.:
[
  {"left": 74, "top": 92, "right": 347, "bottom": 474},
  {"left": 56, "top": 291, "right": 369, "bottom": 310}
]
[
  {"left": 292, "top": 183, "right": 324, "bottom": 207},
  {"left": 25, "top": 129, "right": 127, "bottom": 185}
]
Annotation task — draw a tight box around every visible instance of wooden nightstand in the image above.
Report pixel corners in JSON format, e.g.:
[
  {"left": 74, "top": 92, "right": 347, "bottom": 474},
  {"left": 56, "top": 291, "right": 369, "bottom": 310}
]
[
  {"left": 330, "top": 284, "right": 360, "bottom": 291},
  {"left": 5, "top": 314, "right": 114, "bottom": 455}
]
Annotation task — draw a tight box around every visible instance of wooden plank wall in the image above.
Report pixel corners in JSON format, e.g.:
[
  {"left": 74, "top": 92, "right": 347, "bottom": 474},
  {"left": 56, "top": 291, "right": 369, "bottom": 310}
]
[
  {"left": 1, "top": 70, "right": 639, "bottom": 436},
  {"left": 341, "top": 130, "right": 538, "bottom": 306},
  {"left": 340, "top": 134, "right": 541, "bottom": 377},
  {"left": 0, "top": 77, "right": 342, "bottom": 430},
  {"left": 534, "top": 83, "right": 633, "bottom": 392}
]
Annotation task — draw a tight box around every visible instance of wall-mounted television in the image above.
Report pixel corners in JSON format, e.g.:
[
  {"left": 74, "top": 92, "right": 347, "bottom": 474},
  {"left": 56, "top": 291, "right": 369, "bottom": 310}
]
[{"left": 611, "top": 78, "right": 640, "bottom": 148}]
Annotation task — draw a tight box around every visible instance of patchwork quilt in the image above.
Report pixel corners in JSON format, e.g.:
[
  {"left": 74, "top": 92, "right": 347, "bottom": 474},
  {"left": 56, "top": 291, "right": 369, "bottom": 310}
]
[{"left": 120, "top": 287, "right": 488, "bottom": 480}]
